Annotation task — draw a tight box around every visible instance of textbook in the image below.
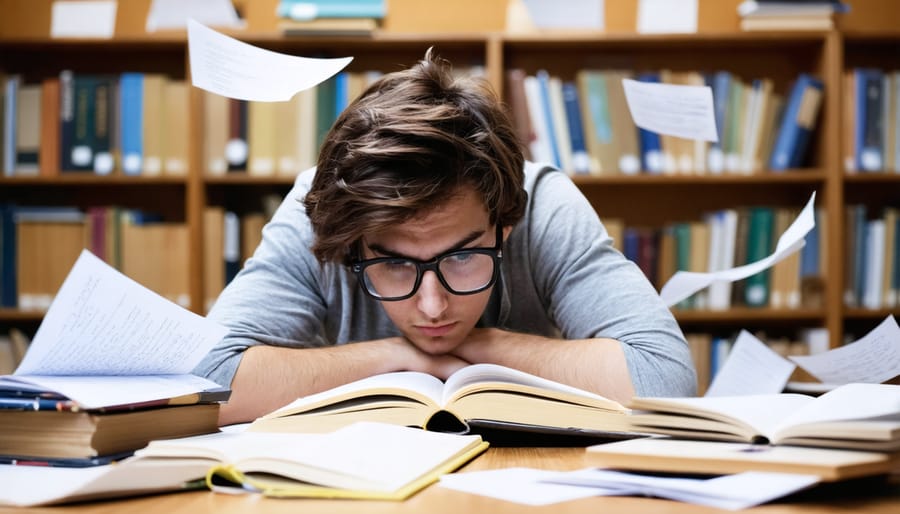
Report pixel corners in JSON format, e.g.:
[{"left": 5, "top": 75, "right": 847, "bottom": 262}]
[
  {"left": 0, "top": 422, "right": 487, "bottom": 506},
  {"left": 586, "top": 437, "right": 898, "bottom": 482},
  {"left": 0, "top": 402, "right": 221, "bottom": 460},
  {"left": 249, "top": 363, "right": 632, "bottom": 439},
  {"left": 627, "top": 383, "right": 900, "bottom": 451}
]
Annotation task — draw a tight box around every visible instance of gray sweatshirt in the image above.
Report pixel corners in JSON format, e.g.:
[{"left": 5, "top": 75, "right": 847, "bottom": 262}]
[{"left": 194, "top": 162, "right": 697, "bottom": 397}]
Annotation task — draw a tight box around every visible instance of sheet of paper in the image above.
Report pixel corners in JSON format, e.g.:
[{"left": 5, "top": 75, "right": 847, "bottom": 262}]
[
  {"left": 50, "top": 0, "right": 117, "bottom": 39},
  {"left": 622, "top": 78, "right": 718, "bottom": 142},
  {"left": 637, "top": 0, "right": 698, "bottom": 34},
  {"left": 789, "top": 315, "right": 900, "bottom": 384},
  {"left": 187, "top": 20, "right": 352, "bottom": 102},
  {"left": 705, "top": 331, "right": 796, "bottom": 397},
  {"left": 546, "top": 469, "right": 819, "bottom": 510},
  {"left": 13, "top": 249, "right": 228, "bottom": 376},
  {"left": 439, "top": 468, "right": 604, "bottom": 505},
  {"left": 659, "top": 191, "right": 816, "bottom": 307},
  {"left": 146, "top": 0, "right": 243, "bottom": 32},
  {"left": 522, "top": 0, "right": 604, "bottom": 30}
]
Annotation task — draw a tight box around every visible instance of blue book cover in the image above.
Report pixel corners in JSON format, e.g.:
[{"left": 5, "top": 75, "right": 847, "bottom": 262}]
[
  {"left": 0, "top": 204, "right": 16, "bottom": 307},
  {"left": 333, "top": 71, "right": 349, "bottom": 119},
  {"left": 277, "top": 0, "right": 386, "bottom": 20},
  {"left": 622, "top": 228, "right": 640, "bottom": 264},
  {"left": 635, "top": 73, "right": 663, "bottom": 174},
  {"left": 561, "top": 81, "right": 590, "bottom": 174},
  {"left": 119, "top": 73, "right": 144, "bottom": 176},
  {"left": 768, "top": 73, "right": 824, "bottom": 171},
  {"left": 536, "top": 70, "right": 560, "bottom": 169},
  {"left": 799, "top": 208, "right": 820, "bottom": 278},
  {"left": 3, "top": 75, "right": 19, "bottom": 176},
  {"left": 854, "top": 68, "right": 884, "bottom": 172},
  {"left": 893, "top": 214, "right": 900, "bottom": 298},
  {"left": 852, "top": 204, "right": 867, "bottom": 306},
  {"left": 709, "top": 71, "right": 732, "bottom": 173}
]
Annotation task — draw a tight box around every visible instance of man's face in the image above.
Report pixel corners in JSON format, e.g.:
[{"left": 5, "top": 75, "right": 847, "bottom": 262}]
[{"left": 359, "top": 186, "right": 507, "bottom": 355}]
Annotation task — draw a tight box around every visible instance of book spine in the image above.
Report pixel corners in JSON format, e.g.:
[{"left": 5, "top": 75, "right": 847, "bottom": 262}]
[
  {"left": 119, "top": 72, "right": 144, "bottom": 176},
  {"left": 224, "top": 211, "right": 241, "bottom": 285},
  {"left": 856, "top": 69, "right": 885, "bottom": 172},
  {"left": 39, "top": 77, "right": 60, "bottom": 177},
  {"left": 768, "top": 73, "right": 824, "bottom": 171},
  {"left": 67, "top": 74, "right": 96, "bottom": 172},
  {"left": 92, "top": 75, "right": 115, "bottom": 175},
  {"left": 226, "top": 99, "right": 249, "bottom": 171},
  {"left": 561, "top": 81, "right": 590, "bottom": 174},
  {"left": 636, "top": 73, "right": 664, "bottom": 174},
  {"left": 744, "top": 207, "right": 775, "bottom": 307},
  {"left": 0, "top": 204, "right": 17, "bottom": 307},
  {"left": 3, "top": 75, "right": 19, "bottom": 176},
  {"left": 536, "top": 70, "right": 561, "bottom": 169}
]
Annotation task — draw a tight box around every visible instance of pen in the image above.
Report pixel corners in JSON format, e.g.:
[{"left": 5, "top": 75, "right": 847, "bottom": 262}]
[{"left": 0, "top": 397, "right": 76, "bottom": 411}]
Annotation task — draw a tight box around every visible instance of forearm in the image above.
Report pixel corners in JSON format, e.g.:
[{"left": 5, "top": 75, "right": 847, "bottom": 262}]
[
  {"left": 453, "top": 329, "right": 635, "bottom": 404},
  {"left": 219, "top": 338, "right": 469, "bottom": 426}
]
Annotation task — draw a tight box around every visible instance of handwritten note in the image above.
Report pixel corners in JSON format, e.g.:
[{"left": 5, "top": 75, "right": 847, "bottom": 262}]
[
  {"left": 621, "top": 78, "right": 717, "bottom": 142},
  {"left": 790, "top": 316, "right": 900, "bottom": 384},
  {"left": 705, "top": 331, "right": 796, "bottom": 397},
  {"left": 659, "top": 192, "right": 816, "bottom": 307},
  {"left": 187, "top": 20, "right": 352, "bottom": 102}
]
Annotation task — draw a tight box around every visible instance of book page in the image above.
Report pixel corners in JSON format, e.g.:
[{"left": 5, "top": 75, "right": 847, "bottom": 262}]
[
  {"left": 705, "top": 331, "right": 796, "bottom": 396},
  {"left": 442, "top": 363, "right": 618, "bottom": 407},
  {"left": 265, "top": 371, "right": 445, "bottom": 417},
  {"left": 774, "top": 383, "right": 900, "bottom": 436},
  {"left": 14, "top": 250, "right": 228, "bottom": 376},
  {"left": 789, "top": 315, "right": 900, "bottom": 384}
]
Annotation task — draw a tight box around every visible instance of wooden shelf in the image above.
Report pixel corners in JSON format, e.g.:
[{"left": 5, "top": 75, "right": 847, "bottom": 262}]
[
  {"left": 674, "top": 308, "right": 826, "bottom": 324},
  {"left": 570, "top": 171, "right": 826, "bottom": 186},
  {"left": 0, "top": 175, "right": 187, "bottom": 186}
]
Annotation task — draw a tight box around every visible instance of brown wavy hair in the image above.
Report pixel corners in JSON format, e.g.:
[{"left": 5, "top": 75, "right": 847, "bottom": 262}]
[{"left": 303, "top": 48, "right": 527, "bottom": 264}]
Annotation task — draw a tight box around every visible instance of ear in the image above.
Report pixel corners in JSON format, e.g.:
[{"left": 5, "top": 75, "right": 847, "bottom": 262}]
[{"left": 502, "top": 225, "right": 513, "bottom": 242}]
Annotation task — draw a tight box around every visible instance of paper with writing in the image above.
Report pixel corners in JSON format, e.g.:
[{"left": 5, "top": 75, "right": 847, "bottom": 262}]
[
  {"left": 187, "top": 20, "right": 352, "bottom": 102},
  {"left": 789, "top": 315, "right": 900, "bottom": 384},
  {"left": 621, "top": 78, "right": 717, "bottom": 142},
  {"left": 659, "top": 191, "right": 816, "bottom": 307},
  {"left": 705, "top": 331, "right": 796, "bottom": 397}
]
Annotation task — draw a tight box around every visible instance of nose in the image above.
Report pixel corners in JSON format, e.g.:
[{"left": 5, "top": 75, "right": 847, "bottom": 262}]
[{"left": 416, "top": 270, "right": 449, "bottom": 320}]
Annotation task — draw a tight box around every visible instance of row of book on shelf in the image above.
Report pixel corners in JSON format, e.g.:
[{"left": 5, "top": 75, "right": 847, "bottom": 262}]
[
  {"left": 605, "top": 205, "right": 826, "bottom": 311},
  {"left": 844, "top": 67, "right": 900, "bottom": 174},
  {"left": 506, "top": 68, "right": 824, "bottom": 176},
  {"left": 0, "top": 251, "right": 897, "bottom": 507},
  {"left": 843, "top": 204, "right": 900, "bottom": 310},
  {"left": 0, "top": 196, "right": 281, "bottom": 312}
]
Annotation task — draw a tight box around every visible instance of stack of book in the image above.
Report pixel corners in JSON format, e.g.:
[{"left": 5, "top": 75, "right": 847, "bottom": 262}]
[
  {"left": 0, "top": 249, "right": 230, "bottom": 466},
  {"left": 276, "top": 0, "right": 385, "bottom": 36},
  {"left": 737, "top": 0, "right": 850, "bottom": 31}
]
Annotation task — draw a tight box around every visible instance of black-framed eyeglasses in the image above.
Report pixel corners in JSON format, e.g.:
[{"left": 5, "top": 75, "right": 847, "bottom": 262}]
[{"left": 351, "top": 225, "right": 503, "bottom": 301}]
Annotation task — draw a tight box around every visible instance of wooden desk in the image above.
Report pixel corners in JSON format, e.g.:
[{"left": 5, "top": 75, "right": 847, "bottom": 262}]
[{"left": 3, "top": 447, "right": 898, "bottom": 513}]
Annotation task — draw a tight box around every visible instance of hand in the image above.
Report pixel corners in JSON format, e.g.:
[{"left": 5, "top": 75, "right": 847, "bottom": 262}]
[{"left": 383, "top": 337, "right": 471, "bottom": 380}]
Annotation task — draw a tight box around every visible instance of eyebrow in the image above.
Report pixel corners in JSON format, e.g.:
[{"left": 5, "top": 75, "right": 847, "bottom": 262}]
[{"left": 366, "top": 229, "right": 486, "bottom": 260}]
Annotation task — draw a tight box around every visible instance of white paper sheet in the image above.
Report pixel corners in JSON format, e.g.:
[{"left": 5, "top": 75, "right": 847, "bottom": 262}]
[
  {"left": 50, "top": 0, "right": 117, "bottom": 39},
  {"left": 659, "top": 191, "right": 816, "bottom": 307},
  {"left": 439, "top": 468, "right": 602, "bottom": 505},
  {"left": 622, "top": 78, "right": 718, "bottom": 142},
  {"left": 789, "top": 316, "right": 900, "bottom": 384},
  {"left": 15, "top": 250, "right": 226, "bottom": 376},
  {"left": 546, "top": 469, "right": 819, "bottom": 510},
  {"left": 0, "top": 250, "right": 227, "bottom": 408},
  {"left": 147, "top": 0, "right": 243, "bottom": 32},
  {"left": 522, "top": 0, "right": 605, "bottom": 30},
  {"left": 187, "top": 20, "right": 352, "bottom": 102},
  {"left": 637, "top": 0, "right": 698, "bottom": 34},
  {"left": 705, "top": 331, "right": 796, "bottom": 397}
]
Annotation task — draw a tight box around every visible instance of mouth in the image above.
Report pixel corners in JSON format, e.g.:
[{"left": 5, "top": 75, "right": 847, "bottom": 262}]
[{"left": 415, "top": 322, "right": 457, "bottom": 338}]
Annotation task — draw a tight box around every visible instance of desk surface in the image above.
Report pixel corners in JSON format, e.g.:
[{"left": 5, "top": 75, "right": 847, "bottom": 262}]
[{"left": 4, "top": 447, "right": 899, "bottom": 514}]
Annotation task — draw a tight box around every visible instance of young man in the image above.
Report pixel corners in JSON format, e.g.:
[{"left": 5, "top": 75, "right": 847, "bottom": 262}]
[{"left": 195, "top": 51, "right": 695, "bottom": 425}]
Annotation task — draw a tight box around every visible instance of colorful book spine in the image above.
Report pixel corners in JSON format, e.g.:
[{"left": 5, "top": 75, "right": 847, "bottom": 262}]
[
  {"left": 768, "top": 73, "right": 824, "bottom": 171},
  {"left": 636, "top": 73, "right": 663, "bottom": 174},
  {"left": 119, "top": 72, "right": 144, "bottom": 176},
  {"left": 744, "top": 207, "right": 774, "bottom": 307},
  {"left": 561, "top": 81, "right": 590, "bottom": 174},
  {"left": 708, "top": 71, "right": 732, "bottom": 174},
  {"left": 92, "top": 75, "right": 115, "bottom": 175},
  {"left": 854, "top": 68, "right": 885, "bottom": 172},
  {"left": 536, "top": 70, "right": 561, "bottom": 169}
]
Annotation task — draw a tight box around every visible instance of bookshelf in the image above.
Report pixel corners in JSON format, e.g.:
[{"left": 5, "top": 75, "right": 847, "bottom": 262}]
[{"left": 0, "top": 0, "right": 898, "bottom": 367}]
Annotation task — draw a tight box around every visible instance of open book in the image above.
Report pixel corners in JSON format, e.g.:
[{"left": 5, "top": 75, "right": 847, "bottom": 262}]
[
  {"left": 627, "top": 383, "right": 900, "bottom": 451},
  {"left": 0, "top": 422, "right": 487, "bottom": 506},
  {"left": 249, "top": 363, "right": 631, "bottom": 439},
  {"left": 0, "top": 250, "right": 228, "bottom": 409}
]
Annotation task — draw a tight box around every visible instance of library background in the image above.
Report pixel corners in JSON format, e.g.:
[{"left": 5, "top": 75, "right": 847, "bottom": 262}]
[{"left": 0, "top": 0, "right": 898, "bottom": 393}]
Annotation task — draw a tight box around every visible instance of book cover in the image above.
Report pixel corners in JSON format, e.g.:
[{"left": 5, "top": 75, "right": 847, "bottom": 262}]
[
  {"left": 162, "top": 80, "right": 188, "bottom": 177},
  {"left": 141, "top": 74, "right": 166, "bottom": 176},
  {"left": 14, "top": 83, "right": 41, "bottom": 175},
  {"left": 744, "top": 207, "right": 775, "bottom": 307},
  {"left": 118, "top": 72, "right": 143, "bottom": 176},
  {"left": 586, "top": 438, "right": 895, "bottom": 482},
  {"left": 854, "top": 68, "right": 885, "bottom": 172},
  {"left": 768, "top": 73, "right": 824, "bottom": 171},
  {"left": 38, "top": 76, "right": 60, "bottom": 177},
  {"left": 636, "top": 72, "right": 663, "bottom": 174}
]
